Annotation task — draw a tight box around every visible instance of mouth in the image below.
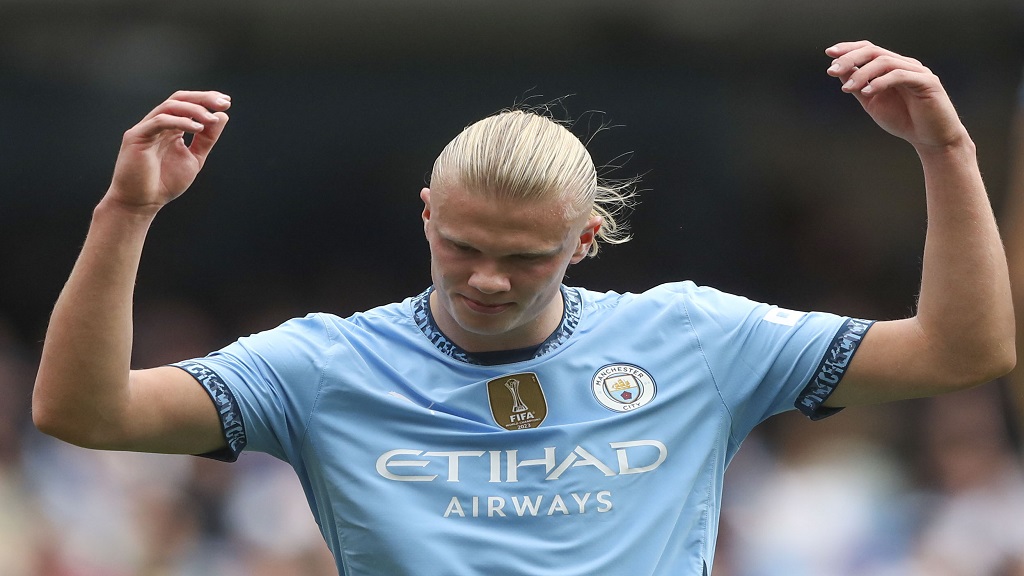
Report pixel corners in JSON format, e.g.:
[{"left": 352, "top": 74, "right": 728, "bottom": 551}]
[{"left": 461, "top": 295, "right": 512, "bottom": 315}]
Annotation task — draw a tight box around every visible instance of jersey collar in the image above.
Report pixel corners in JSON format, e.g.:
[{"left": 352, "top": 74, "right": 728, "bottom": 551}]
[{"left": 411, "top": 285, "right": 582, "bottom": 365}]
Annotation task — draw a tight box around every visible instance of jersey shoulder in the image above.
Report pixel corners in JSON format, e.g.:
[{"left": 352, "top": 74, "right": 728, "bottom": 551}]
[{"left": 572, "top": 281, "right": 755, "bottom": 320}]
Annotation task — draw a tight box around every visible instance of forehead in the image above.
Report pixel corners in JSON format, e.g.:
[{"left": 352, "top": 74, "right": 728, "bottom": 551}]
[{"left": 431, "top": 185, "right": 578, "bottom": 252}]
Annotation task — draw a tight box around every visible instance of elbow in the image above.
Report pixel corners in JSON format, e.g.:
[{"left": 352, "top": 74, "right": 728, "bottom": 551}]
[
  {"left": 31, "top": 382, "right": 112, "bottom": 449},
  {"left": 982, "top": 330, "right": 1017, "bottom": 382},
  {"left": 989, "top": 344, "right": 1017, "bottom": 381},
  {"left": 31, "top": 389, "right": 78, "bottom": 445},
  {"left": 940, "top": 340, "right": 1016, "bottom": 392},
  {"left": 32, "top": 406, "right": 110, "bottom": 450},
  {"left": 32, "top": 384, "right": 59, "bottom": 438}
]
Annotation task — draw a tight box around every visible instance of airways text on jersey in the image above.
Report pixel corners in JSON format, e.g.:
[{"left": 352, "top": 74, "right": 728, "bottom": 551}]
[{"left": 375, "top": 439, "right": 668, "bottom": 519}]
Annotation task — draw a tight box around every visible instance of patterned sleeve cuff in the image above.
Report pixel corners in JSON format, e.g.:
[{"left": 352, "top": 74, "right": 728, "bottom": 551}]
[
  {"left": 172, "top": 360, "right": 247, "bottom": 462},
  {"left": 795, "top": 318, "right": 874, "bottom": 421}
]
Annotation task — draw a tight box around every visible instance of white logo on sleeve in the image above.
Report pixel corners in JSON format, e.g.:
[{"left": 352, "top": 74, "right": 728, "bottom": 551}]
[{"left": 763, "top": 307, "right": 806, "bottom": 327}]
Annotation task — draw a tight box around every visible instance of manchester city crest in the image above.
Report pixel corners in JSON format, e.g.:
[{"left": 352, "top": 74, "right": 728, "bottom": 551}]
[{"left": 591, "top": 364, "right": 656, "bottom": 412}]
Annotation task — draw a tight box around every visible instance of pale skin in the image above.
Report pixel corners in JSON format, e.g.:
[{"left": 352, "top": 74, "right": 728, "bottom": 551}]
[
  {"left": 1002, "top": 76, "right": 1024, "bottom": 430},
  {"left": 821, "top": 41, "right": 1014, "bottom": 405},
  {"left": 421, "top": 184, "right": 601, "bottom": 353},
  {"left": 32, "top": 42, "right": 1015, "bottom": 456}
]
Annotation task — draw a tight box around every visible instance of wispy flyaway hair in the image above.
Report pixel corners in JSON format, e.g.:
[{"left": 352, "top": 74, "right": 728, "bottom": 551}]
[{"left": 430, "top": 109, "right": 637, "bottom": 257}]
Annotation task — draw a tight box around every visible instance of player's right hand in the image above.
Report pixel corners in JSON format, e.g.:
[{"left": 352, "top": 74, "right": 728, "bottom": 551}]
[{"left": 105, "top": 90, "right": 231, "bottom": 215}]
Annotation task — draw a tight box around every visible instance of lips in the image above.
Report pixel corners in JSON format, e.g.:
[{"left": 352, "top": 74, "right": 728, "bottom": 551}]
[{"left": 462, "top": 295, "right": 512, "bottom": 315}]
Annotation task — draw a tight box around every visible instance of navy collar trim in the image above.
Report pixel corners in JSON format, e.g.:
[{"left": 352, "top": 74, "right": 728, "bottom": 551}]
[{"left": 412, "top": 286, "right": 582, "bottom": 365}]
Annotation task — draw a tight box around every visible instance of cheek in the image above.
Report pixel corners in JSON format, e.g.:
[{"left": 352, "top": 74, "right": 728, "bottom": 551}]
[
  {"left": 518, "top": 261, "right": 568, "bottom": 291},
  {"left": 429, "top": 247, "right": 467, "bottom": 284}
]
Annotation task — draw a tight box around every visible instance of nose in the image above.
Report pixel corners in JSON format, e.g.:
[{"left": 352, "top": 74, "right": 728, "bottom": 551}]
[{"left": 467, "top": 262, "right": 510, "bottom": 294}]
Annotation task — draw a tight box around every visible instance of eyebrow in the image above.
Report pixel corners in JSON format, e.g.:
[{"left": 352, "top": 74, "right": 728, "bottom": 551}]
[{"left": 442, "top": 233, "right": 563, "bottom": 259}]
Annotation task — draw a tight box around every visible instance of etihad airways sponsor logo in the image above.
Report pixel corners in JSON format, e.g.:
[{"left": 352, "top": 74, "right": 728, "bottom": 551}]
[
  {"left": 375, "top": 440, "right": 668, "bottom": 483},
  {"left": 442, "top": 491, "right": 614, "bottom": 518}
]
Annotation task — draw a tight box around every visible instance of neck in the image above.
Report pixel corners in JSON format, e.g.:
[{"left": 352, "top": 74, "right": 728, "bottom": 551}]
[{"left": 428, "top": 287, "right": 565, "bottom": 353}]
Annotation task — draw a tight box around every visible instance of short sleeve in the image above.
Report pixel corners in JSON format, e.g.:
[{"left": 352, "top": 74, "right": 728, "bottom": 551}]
[
  {"left": 677, "top": 284, "right": 873, "bottom": 440},
  {"left": 172, "top": 314, "right": 333, "bottom": 463}
]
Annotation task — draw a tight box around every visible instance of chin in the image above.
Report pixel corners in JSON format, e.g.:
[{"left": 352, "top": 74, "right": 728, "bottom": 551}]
[{"left": 452, "top": 311, "right": 518, "bottom": 337}]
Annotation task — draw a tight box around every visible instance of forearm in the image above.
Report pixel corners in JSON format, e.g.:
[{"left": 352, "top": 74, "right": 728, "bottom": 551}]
[
  {"left": 32, "top": 197, "right": 158, "bottom": 445},
  {"left": 914, "top": 138, "right": 1015, "bottom": 382}
]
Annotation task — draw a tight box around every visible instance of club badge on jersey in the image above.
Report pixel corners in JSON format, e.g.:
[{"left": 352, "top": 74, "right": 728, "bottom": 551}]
[{"left": 592, "top": 363, "right": 657, "bottom": 412}]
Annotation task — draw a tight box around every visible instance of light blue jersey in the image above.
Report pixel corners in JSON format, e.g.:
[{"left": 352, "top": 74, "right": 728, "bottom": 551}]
[{"left": 174, "top": 282, "right": 871, "bottom": 575}]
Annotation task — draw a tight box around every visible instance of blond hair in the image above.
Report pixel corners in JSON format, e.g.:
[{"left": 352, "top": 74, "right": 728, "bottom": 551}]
[{"left": 429, "top": 109, "right": 637, "bottom": 257}]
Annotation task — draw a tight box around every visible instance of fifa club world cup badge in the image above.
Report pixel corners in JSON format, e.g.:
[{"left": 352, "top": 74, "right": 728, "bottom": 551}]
[
  {"left": 592, "top": 363, "right": 656, "bottom": 412},
  {"left": 487, "top": 373, "right": 548, "bottom": 430}
]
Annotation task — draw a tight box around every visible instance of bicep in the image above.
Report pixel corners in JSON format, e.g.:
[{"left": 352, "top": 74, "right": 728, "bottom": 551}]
[
  {"left": 115, "top": 366, "right": 226, "bottom": 455},
  {"left": 826, "top": 318, "right": 952, "bottom": 407}
]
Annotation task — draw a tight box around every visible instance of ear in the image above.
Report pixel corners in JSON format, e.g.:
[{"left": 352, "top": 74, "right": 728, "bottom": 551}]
[
  {"left": 420, "top": 187, "right": 432, "bottom": 232},
  {"left": 570, "top": 215, "right": 603, "bottom": 264}
]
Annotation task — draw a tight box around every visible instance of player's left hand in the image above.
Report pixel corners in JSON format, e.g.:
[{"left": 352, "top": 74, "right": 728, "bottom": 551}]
[{"left": 826, "top": 41, "right": 969, "bottom": 150}]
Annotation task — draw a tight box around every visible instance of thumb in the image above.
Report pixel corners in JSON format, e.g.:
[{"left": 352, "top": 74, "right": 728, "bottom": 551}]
[{"left": 189, "top": 112, "right": 229, "bottom": 161}]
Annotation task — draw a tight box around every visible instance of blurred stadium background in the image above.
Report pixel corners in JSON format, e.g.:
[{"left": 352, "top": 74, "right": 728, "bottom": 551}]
[{"left": 1, "top": 1, "right": 1023, "bottom": 574}]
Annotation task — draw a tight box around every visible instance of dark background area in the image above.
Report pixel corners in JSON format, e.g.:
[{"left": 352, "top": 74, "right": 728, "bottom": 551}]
[{"left": 2, "top": 1, "right": 1021, "bottom": 348}]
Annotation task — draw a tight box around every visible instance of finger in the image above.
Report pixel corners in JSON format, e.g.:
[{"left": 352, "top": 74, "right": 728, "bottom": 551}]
[
  {"left": 839, "top": 55, "right": 930, "bottom": 94},
  {"left": 827, "top": 47, "right": 884, "bottom": 78},
  {"left": 141, "top": 91, "right": 232, "bottom": 122},
  {"left": 856, "top": 68, "right": 941, "bottom": 98},
  {"left": 826, "top": 41, "right": 921, "bottom": 71},
  {"left": 826, "top": 42, "right": 879, "bottom": 81},
  {"left": 824, "top": 40, "right": 874, "bottom": 59},
  {"left": 141, "top": 100, "right": 222, "bottom": 126},
  {"left": 188, "top": 111, "right": 229, "bottom": 160},
  {"left": 168, "top": 90, "right": 232, "bottom": 111},
  {"left": 126, "top": 112, "right": 207, "bottom": 142}
]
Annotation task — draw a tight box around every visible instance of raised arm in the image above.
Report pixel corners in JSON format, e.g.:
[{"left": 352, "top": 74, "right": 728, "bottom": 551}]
[
  {"left": 33, "top": 91, "right": 233, "bottom": 454},
  {"left": 1002, "top": 73, "right": 1024, "bottom": 428},
  {"left": 822, "top": 41, "right": 1015, "bottom": 407}
]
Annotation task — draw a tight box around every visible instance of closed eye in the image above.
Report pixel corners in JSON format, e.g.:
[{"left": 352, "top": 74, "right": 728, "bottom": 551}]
[
  {"left": 449, "top": 240, "right": 479, "bottom": 254},
  {"left": 513, "top": 253, "right": 548, "bottom": 262},
  {"left": 444, "top": 236, "right": 556, "bottom": 261}
]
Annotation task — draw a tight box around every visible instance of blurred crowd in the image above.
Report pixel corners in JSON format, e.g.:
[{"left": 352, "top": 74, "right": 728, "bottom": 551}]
[{"left": 0, "top": 307, "right": 336, "bottom": 576}]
